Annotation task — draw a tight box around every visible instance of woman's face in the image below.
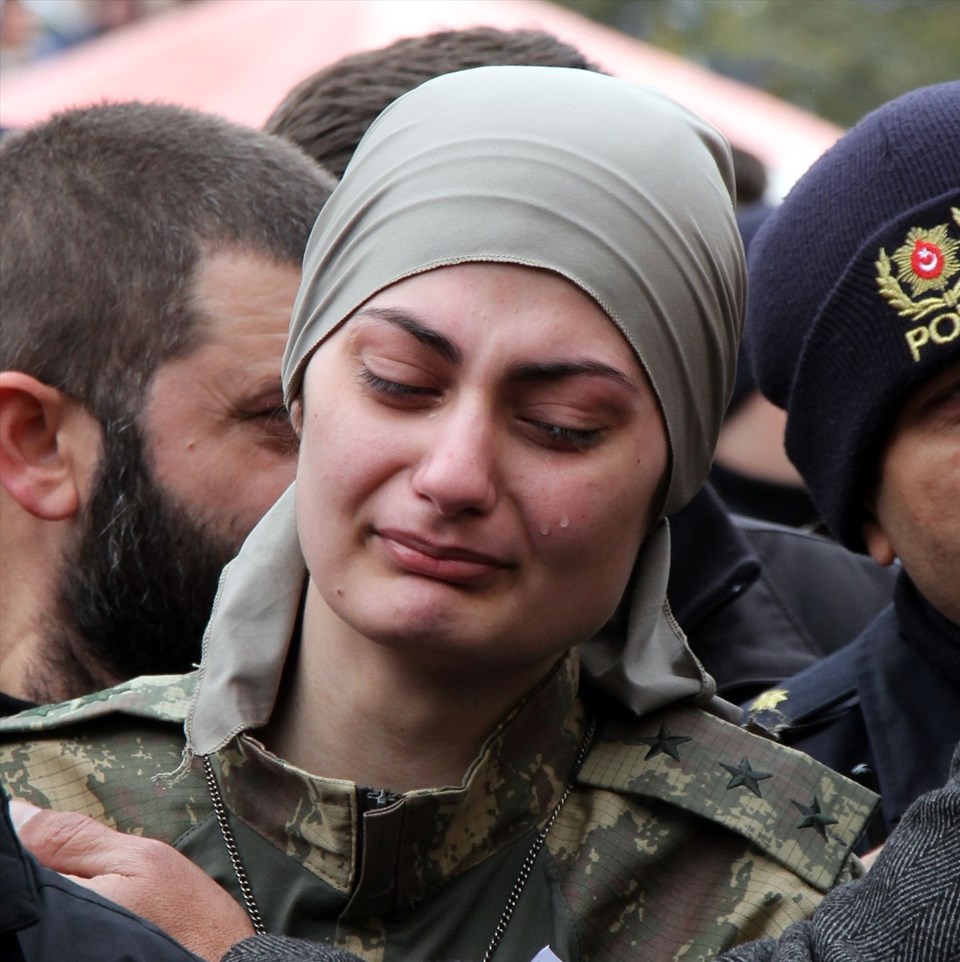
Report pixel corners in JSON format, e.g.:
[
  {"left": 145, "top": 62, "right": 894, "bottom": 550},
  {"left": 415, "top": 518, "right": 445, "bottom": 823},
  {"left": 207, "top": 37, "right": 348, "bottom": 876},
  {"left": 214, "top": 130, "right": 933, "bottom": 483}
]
[{"left": 295, "top": 263, "right": 668, "bottom": 675}]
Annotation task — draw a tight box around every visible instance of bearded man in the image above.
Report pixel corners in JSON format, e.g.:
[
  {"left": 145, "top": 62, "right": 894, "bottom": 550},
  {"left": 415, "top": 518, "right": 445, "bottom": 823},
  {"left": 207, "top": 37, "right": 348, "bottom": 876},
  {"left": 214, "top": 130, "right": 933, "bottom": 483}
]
[{"left": 0, "top": 102, "right": 335, "bottom": 708}]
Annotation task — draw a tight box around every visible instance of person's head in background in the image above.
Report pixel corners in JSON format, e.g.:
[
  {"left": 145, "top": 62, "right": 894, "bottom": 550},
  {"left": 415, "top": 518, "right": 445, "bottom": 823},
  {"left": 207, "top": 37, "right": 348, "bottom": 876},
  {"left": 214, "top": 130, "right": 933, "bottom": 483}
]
[
  {"left": 748, "top": 81, "right": 960, "bottom": 619},
  {"left": 264, "top": 26, "right": 602, "bottom": 175},
  {"left": 730, "top": 144, "right": 767, "bottom": 208},
  {"left": 0, "top": 102, "right": 336, "bottom": 704},
  {"left": 709, "top": 145, "right": 814, "bottom": 528}
]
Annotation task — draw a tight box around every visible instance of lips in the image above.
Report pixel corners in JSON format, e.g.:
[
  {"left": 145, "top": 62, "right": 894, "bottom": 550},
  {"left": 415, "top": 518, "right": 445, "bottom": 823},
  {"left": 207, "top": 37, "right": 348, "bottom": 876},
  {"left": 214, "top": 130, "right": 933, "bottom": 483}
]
[{"left": 375, "top": 528, "right": 512, "bottom": 585}]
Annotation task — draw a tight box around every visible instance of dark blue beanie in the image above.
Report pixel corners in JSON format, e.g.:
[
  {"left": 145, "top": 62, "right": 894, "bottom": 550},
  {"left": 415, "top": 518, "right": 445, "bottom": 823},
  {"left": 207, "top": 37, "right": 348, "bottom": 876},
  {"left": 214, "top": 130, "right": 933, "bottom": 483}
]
[{"left": 747, "top": 81, "right": 960, "bottom": 551}]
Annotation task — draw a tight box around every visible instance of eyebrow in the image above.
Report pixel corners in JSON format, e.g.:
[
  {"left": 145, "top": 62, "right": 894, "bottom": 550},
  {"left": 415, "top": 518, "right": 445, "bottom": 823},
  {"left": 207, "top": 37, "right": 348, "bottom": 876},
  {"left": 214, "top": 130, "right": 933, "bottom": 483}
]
[
  {"left": 354, "top": 306, "right": 639, "bottom": 394},
  {"left": 507, "top": 360, "right": 640, "bottom": 395},
  {"left": 353, "top": 307, "right": 462, "bottom": 364}
]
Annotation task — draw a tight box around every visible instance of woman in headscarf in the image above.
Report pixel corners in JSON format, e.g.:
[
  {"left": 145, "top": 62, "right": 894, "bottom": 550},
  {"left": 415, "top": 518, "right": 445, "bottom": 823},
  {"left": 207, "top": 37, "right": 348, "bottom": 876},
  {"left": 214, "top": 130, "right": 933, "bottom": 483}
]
[{"left": 0, "top": 66, "right": 875, "bottom": 962}]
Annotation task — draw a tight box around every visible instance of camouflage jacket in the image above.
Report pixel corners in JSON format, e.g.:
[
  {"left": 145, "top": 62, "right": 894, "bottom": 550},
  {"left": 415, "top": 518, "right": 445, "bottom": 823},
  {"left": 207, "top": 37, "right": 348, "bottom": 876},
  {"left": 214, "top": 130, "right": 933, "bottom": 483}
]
[{"left": 0, "top": 655, "right": 875, "bottom": 962}]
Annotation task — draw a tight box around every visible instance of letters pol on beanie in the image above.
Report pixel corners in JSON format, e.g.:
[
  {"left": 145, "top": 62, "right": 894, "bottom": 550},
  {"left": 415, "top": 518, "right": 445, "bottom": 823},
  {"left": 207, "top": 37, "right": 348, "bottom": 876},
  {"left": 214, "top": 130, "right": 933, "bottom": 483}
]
[{"left": 747, "top": 81, "right": 960, "bottom": 551}]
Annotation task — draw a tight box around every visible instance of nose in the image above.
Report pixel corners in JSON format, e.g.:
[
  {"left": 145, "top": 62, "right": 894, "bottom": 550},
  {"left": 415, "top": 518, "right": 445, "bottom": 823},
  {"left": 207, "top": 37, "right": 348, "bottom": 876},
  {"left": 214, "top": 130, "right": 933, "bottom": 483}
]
[{"left": 411, "top": 401, "right": 498, "bottom": 517}]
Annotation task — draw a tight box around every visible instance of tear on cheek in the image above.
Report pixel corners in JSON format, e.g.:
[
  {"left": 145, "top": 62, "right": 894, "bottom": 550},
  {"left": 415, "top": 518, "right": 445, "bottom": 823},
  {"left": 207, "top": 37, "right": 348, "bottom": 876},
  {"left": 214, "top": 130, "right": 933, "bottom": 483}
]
[{"left": 538, "top": 514, "right": 572, "bottom": 536}]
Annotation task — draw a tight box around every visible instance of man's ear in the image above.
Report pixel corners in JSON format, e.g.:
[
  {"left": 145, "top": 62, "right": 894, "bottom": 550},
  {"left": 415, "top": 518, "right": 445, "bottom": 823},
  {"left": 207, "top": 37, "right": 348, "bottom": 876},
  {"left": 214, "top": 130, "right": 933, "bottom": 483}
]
[
  {"left": 0, "top": 372, "right": 101, "bottom": 521},
  {"left": 862, "top": 507, "right": 897, "bottom": 567}
]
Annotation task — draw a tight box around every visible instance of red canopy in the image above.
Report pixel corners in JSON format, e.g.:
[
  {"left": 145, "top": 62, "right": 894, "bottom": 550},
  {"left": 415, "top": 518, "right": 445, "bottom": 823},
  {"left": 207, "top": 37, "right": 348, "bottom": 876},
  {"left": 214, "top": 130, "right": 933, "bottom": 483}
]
[{"left": 0, "top": 0, "right": 841, "bottom": 194}]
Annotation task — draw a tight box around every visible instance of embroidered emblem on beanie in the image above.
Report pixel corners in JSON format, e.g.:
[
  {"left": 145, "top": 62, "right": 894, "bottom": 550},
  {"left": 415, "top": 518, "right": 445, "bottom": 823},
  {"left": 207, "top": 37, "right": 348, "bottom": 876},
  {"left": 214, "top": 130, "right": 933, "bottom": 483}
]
[{"left": 876, "top": 207, "right": 960, "bottom": 361}]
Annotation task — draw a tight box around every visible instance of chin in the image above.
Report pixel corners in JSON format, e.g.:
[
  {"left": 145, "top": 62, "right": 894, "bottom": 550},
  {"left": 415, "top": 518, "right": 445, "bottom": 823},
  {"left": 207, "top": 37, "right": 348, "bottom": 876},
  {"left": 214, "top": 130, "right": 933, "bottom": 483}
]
[{"left": 366, "top": 609, "right": 475, "bottom": 652}]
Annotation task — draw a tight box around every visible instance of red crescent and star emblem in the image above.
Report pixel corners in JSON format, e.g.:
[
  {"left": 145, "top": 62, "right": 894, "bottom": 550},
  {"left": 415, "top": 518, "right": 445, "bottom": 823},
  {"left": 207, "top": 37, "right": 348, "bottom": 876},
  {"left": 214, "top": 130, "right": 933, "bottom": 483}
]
[{"left": 911, "top": 239, "right": 944, "bottom": 279}]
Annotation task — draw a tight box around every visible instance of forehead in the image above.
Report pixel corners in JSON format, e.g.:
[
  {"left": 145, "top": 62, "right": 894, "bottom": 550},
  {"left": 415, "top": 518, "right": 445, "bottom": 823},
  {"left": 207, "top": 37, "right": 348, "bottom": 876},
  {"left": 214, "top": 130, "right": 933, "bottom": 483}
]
[
  {"left": 896, "top": 361, "right": 960, "bottom": 418},
  {"left": 349, "top": 262, "right": 641, "bottom": 362},
  {"left": 188, "top": 248, "right": 301, "bottom": 346},
  {"left": 878, "top": 360, "right": 960, "bottom": 474}
]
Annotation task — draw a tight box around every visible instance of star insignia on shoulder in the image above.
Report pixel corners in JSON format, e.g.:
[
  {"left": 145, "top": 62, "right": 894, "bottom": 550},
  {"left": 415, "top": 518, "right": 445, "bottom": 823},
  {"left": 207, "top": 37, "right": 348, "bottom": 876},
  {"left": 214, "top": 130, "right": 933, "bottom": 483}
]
[
  {"left": 792, "top": 796, "right": 838, "bottom": 839},
  {"left": 719, "top": 756, "right": 773, "bottom": 798},
  {"left": 637, "top": 724, "right": 691, "bottom": 762}
]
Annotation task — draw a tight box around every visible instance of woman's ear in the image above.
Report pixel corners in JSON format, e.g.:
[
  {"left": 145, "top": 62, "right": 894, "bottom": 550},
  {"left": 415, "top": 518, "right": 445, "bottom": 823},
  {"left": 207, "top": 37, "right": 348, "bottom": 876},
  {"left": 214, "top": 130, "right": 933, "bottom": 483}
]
[
  {"left": 289, "top": 397, "right": 304, "bottom": 437},
  {"left": 0, "top": 372, "right": 102, "bottom": 521}
]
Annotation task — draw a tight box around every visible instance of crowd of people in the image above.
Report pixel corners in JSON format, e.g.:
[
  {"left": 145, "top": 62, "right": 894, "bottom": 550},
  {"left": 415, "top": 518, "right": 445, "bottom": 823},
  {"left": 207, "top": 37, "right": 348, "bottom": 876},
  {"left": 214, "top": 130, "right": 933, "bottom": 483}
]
[
  {"left": 0, "top": 24, "right": 957, "bottom": 962},
  {"left": 0, "top": 0, "right": 181, "bottom": 72}
]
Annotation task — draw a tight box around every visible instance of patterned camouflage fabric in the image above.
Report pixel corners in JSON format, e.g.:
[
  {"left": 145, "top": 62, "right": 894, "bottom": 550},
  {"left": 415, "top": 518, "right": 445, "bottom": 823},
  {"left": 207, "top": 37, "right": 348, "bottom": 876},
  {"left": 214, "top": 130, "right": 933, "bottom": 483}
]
[{"left": 0, "top": 656, "right": 876, "bottom": 962}]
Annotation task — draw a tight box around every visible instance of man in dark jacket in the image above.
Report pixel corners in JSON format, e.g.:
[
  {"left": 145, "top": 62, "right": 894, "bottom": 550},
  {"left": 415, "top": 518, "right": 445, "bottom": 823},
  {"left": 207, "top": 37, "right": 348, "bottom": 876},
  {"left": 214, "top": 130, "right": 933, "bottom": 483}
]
[
  {"left": 743, "top": 81, "right": 960, "bottom": 846},
  {"left": 1, "top": 788, "right": 202, "bottom": 962},
  {"left": 668, "top": 485, "right": 895, "bottom": 703}
]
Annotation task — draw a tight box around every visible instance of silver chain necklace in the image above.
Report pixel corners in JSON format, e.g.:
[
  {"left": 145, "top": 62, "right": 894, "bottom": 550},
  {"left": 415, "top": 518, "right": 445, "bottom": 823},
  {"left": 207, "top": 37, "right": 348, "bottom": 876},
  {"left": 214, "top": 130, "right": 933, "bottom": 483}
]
[
  {"left": 203, "top": 715, "right": 596, "bottom": 959},
  {"left": 202, "top": 754, "right": 266, "bottom": 935}
]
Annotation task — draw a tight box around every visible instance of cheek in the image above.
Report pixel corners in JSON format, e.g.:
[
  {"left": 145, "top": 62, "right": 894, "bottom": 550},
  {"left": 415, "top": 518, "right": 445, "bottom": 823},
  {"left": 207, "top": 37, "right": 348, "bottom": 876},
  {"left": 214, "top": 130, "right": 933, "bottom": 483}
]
[
  {"left": 295, "top": 398, "right": 419, "bottom": 570},
  {"left": 298, "top": 398, "right": 408, "bottom": 502},
  {"left": 526, "top": 469, "right": 648, "bottom": 578},
  {"left": 878, "top": 448, "right": 938, "bottom": 531},
  {"left": 524, "top": 428, "right": 665, "bottom": 549},
  {"left": 532, "top": 440, "right": 665, "bottom": 616},
  {"left": 532, "top": 477, "right": 648, "bottom": 639}
]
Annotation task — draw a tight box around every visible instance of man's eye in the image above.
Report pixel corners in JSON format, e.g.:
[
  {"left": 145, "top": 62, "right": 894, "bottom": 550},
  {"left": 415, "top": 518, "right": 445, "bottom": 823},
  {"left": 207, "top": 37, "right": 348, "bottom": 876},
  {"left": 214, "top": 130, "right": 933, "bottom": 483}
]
[
  {"left": 358, "top": 367, "right": 436, "bottom": 399},
  {"left": 525, "top": 419, "right": 603, "bottom": 452},
  {"left": 255, "top": 405, "right": 288, "bottom": 426},
  {"left": 253, "top": 407, "right": 299, "bottom": 452}
]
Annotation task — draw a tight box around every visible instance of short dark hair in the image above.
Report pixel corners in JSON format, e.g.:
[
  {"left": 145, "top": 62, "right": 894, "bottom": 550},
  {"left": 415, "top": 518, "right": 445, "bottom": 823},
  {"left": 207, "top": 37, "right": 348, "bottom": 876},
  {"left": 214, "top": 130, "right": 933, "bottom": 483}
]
[
  {"left": 265, "top": 27, "right": 602, "bottom": 177},
  {"left": 0, "top": 102, "right": 336, "bottom": 422},
  {"left": 730, "top": 145, "right": 768, "bottom": 206}
]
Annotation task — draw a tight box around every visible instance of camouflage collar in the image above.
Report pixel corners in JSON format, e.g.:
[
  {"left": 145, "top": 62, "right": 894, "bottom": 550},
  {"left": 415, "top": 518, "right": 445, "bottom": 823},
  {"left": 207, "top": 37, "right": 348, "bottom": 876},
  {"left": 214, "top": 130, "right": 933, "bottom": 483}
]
[
  {"left": 206, "top": 653, "right": 586, "bottom": 909},
  {"left": 0, "top": 672, "right": 196, "bottom": 734}
]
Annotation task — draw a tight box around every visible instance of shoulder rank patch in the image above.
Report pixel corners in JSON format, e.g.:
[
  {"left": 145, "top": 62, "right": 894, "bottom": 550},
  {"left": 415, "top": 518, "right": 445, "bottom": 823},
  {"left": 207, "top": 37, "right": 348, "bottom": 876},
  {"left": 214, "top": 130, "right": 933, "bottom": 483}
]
[
  {"left": 876, "top": 206, "right": 960, "bottom": 361},
  {"left": 0, "top": 672, "right": 197, "bottom": 734},
  {"left": 578, "top": 704, "right": 878, "bottom": 893}
]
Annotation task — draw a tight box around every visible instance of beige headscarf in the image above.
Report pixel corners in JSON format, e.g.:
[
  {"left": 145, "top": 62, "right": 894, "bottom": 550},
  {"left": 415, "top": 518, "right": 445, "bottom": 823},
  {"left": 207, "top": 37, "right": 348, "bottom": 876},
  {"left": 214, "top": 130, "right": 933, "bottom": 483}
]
[{"left": 188, "top": 67, "right": 744, "bottom": 756}]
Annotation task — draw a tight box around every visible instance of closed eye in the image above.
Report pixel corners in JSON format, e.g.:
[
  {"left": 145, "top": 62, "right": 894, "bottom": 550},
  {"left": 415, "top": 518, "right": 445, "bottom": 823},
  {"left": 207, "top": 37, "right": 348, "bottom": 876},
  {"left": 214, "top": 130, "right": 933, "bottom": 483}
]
[
  {"left": 248, "top": 405, "right": 299, "bottom": 454},
  {"left": 358, "top": 367, "right": 437, "bottom": 400},
  {"left": 523, "top": 418, "right": 604, "bottom": 452}
]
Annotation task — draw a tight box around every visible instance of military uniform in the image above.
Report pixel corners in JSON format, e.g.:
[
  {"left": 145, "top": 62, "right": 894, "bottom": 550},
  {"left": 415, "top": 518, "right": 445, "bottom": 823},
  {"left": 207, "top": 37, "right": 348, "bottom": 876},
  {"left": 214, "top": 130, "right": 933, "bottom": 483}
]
[
  {"left": 1, "top": 654, "right": 875, "bottom": 962},
  {"left": 716, "top": 743, "right": 960, "bottom": 962}
]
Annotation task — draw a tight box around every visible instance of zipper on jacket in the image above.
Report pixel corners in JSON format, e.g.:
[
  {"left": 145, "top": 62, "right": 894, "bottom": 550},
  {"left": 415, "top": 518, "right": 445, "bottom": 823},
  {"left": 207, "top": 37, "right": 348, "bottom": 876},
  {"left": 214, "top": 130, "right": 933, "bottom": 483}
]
[
  {"left": 363, "top": 787, "right": 403, "bottom": 811},
  {"left": 354, "top": 787, "right": 404, "bottom": 879}
]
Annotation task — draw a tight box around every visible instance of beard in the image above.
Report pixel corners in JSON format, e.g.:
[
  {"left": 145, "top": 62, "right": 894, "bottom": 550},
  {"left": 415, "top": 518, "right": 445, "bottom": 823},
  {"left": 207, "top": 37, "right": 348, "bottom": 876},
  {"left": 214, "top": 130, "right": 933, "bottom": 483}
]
[{"left": 49, "top": 418, "right": 237, "bottom": 688}]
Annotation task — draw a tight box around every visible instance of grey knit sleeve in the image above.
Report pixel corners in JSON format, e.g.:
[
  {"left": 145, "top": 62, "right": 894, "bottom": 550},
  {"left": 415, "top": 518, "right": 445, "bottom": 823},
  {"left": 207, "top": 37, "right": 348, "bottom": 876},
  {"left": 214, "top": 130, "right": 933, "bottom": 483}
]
[{"left": 220, "top": 935, "right": 362, "bottom": 962}]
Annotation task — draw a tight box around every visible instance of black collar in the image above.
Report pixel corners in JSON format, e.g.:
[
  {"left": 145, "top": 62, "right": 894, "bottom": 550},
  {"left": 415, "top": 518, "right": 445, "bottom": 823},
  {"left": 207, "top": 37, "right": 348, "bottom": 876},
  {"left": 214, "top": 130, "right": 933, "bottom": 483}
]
[
  {"left": 667, "top": 483, "right": 761, "bottom": 630},
  {"left": 895, "top": 572, "right": 960, "bottom": 685}
]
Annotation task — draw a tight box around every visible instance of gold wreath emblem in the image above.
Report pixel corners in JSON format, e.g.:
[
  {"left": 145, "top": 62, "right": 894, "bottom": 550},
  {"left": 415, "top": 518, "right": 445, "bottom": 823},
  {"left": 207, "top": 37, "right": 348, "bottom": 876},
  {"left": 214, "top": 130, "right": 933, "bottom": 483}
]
[{"left": 876, "top": 207, "right": 960, "bottom": 322}]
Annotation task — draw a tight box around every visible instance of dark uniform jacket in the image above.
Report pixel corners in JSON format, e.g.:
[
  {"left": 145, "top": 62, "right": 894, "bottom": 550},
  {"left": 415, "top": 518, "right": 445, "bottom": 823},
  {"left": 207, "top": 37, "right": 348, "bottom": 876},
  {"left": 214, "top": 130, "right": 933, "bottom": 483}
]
[
  {"left": 745, "top": 574, "right": 960, "bottom": 848},
  {"left": 669, "top": 485, "right": 896, "bottom": 703},
  {"left": 0, "top": 787, "right": 201, "bottom": 962}
]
